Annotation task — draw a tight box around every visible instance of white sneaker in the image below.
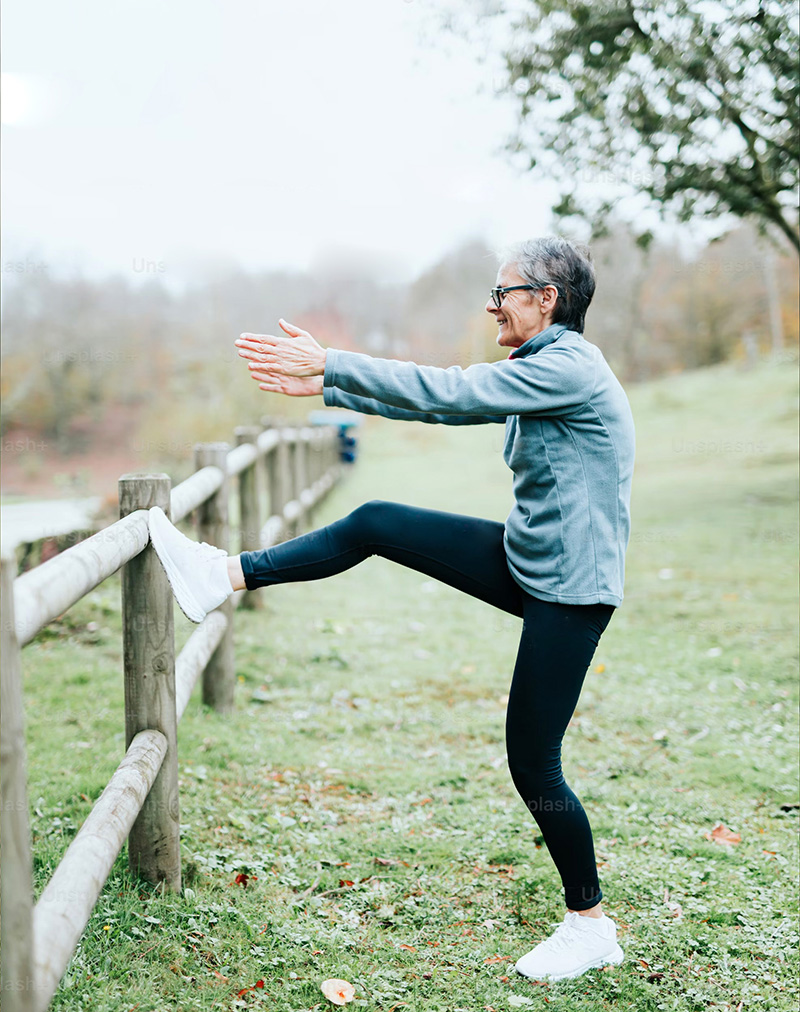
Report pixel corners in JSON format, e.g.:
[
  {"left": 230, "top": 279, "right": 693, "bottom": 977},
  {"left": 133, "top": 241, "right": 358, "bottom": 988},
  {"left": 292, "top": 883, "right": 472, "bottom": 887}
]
[
  {"left": 148, "top": 506, "right": 233, "bottom": 623},
  {"left": 514, "top": 911, "right": 624, "bottom": 982}
]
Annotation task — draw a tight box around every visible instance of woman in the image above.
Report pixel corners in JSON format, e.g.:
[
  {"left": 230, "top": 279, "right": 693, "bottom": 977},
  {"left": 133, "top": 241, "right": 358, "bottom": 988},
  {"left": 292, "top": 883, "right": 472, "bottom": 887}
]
[{"left": 148, "top": 236, "right": 635, "bottom": 982}]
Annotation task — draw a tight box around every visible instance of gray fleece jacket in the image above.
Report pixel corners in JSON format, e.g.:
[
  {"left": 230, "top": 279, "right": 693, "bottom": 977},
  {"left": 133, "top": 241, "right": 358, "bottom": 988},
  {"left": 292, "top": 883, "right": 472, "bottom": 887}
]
[{"left": 322, "top": 321, "right": 635, "bottom": 607}]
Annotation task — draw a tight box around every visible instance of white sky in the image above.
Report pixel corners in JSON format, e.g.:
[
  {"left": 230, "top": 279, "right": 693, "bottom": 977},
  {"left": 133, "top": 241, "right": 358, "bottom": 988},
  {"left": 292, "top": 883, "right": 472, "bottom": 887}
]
[{"left": 1, "top": 0, "right": 561, "bottom": 286}]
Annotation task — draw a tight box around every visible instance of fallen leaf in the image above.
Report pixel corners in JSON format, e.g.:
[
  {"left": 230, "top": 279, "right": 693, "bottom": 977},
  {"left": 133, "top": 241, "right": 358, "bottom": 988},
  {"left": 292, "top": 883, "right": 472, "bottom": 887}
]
[
  {"left": 338, "top": 879, "right": 355, "bottom": 888},
  {"left": 236, "top": 979, "right": 266, "bottom": 998},
  {"left": 321, "top": 978, "right": 356, "bottom": 1005},
  {"left": 663, "top": 887, "right": 683, "bottom": 919},
  {"left": 705, "top": 823, "right": 741, "bottom": 845},
  {"left": 399, "top": 944, "right": 417, "bottom": 952}
]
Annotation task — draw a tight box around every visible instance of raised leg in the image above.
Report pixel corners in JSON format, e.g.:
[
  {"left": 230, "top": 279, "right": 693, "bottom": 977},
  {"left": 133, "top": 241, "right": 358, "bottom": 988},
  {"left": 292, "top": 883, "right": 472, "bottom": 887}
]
[{"left": 239, "top": 499, "right": 525, "bottom": 617}]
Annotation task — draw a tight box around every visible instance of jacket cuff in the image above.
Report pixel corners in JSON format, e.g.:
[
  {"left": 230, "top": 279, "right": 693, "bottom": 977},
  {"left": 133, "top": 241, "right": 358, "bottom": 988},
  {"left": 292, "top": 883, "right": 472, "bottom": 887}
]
[{"left": 323, "top": 348, "right": 338, "bottom": 390}]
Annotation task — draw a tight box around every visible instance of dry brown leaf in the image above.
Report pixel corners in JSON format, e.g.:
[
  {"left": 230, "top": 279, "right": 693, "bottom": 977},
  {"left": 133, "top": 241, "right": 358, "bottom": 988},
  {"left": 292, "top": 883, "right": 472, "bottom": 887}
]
[
  {"left": 321, "top": 978, "right": 356, "bottom": 1006},
  {"left": 705, "top": 822, "right": 742, "bottom": 845}
]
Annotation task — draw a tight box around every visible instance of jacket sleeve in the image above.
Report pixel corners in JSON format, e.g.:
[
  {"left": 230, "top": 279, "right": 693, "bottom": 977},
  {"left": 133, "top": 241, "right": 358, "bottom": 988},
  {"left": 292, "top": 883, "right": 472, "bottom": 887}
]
[
  {"left": 322, "top": 385, "right": 506, "bottom": 425},
  {"left": 323, "top": 345, "right": 597, "bottom": 418}
]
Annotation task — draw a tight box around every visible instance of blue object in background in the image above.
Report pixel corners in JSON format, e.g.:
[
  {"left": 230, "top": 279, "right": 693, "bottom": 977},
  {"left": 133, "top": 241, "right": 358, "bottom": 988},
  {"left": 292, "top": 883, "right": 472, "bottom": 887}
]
[{"left": 308, "top": 410, "right": 361, "bottom": 464}]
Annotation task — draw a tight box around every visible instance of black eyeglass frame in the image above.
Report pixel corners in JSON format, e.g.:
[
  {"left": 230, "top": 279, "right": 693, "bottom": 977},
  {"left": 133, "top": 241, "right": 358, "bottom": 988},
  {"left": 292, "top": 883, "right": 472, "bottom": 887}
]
[{"left": 490, "top": 284, "right": 559, "bottom": 308}]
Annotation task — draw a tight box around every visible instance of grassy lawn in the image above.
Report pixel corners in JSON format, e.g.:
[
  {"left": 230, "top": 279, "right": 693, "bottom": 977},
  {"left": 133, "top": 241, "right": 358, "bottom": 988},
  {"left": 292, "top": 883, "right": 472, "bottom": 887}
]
[{"left": 17, "top": 354, "right": 798, "bottom": 1011}]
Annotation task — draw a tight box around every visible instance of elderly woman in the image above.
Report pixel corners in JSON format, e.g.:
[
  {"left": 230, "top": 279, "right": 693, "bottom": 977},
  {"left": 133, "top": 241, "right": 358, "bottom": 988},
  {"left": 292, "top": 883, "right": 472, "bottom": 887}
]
[{"left": 148, "top": 236, "right": 635, "bottom": 983}]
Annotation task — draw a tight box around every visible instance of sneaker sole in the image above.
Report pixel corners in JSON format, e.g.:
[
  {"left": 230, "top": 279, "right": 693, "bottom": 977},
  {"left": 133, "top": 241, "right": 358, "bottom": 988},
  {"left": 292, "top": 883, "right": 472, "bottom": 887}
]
[
  {"left": 147, "top": 509, "right": 208, "bottom": 624},
  {"left": 515, "top": 942, "right": 624, "bottom": 982}
]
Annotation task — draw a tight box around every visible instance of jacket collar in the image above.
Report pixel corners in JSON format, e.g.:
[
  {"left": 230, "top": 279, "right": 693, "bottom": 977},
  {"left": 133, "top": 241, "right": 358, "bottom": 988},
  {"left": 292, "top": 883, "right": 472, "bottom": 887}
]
[{"left": 508, "top": 322, "right": 577, "bottom": 360}]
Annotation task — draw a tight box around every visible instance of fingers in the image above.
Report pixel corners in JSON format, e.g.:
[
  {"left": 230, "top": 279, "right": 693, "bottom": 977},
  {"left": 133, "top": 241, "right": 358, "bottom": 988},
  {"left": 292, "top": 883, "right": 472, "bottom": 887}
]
[
  {"left": 235, "top": 334, "right": 283, "bottom": 360},
  {"left": 247, "top": 361, "right": 290, "bottom": 379},
  {"left": 240, "top": 347, "right": 291, "bottom": 369},
  {"left": 236, "top": 332, "right": 282, "bottom": 346},
  {"left": 247, "top": 365, "right": 273, "bottom": 382},
  {"left": 249, "top": 368, "right": 284, "bottom": 392},
  {"left": 278, "top": 318, "right": 308, "bottom": 338}
]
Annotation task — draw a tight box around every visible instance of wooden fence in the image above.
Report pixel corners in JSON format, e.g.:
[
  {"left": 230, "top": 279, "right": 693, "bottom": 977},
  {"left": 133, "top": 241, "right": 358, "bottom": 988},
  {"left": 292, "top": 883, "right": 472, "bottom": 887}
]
[{"left": 0, "top": 419, "right": 344, "bottom": 1012}]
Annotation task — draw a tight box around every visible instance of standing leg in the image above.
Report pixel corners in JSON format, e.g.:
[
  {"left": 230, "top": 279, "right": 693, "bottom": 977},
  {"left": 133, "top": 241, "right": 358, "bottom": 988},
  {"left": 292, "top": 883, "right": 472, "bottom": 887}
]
[{"left": 505, "top": 593, "right": 615, "bottom": 912}]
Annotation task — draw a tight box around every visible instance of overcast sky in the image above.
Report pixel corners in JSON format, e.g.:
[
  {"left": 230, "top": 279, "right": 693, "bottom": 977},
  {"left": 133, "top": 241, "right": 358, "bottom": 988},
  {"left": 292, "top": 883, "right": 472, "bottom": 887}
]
[{"left": 2, "top": 0, "right": 563, "bottom": 286}]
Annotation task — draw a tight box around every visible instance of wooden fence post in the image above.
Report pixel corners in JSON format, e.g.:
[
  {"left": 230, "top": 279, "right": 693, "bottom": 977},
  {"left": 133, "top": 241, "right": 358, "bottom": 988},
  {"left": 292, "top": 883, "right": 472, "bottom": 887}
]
[
  {"left": 118, "top": 473, "right": 181, "bottom": 892},
  {"left": 0, "top": 553, "right": 36, "bottom": 1011},
  {"left": 306, "top": 429, "right": 321, "bottom": 528},
  {"left": 261, "top": 428, "right": 288, "bottom": 544},
  {"left": 193, "top": 443, "right": 235, "bottom": 712},
  {"left": 294, "top": 430, "right": 309, "bottom": 533},
  {"left": 282, "top": 433, "right": 299, "bottom": 539},
  {"left": 234, "top": 426, "right": 263, "bottom": 611}
]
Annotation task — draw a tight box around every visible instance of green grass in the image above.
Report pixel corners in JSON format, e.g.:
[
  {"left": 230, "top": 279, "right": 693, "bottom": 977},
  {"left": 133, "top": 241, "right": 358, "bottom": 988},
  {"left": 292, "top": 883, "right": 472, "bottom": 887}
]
[{"left": 16, "top": 354, "right": 799, "bottom": 1011}]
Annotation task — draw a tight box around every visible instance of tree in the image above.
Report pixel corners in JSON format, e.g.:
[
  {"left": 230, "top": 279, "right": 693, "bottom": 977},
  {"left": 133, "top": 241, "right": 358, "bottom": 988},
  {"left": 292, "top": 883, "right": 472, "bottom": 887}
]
[{"left": 489, "top": 0, "right": 799, "bottom": 253}]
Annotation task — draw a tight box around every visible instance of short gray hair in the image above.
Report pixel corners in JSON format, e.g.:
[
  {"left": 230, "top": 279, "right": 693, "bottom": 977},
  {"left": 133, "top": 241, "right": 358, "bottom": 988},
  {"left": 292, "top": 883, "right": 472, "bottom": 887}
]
[{"left": 498, "top": 236, "right": 596, "bottom": 333}]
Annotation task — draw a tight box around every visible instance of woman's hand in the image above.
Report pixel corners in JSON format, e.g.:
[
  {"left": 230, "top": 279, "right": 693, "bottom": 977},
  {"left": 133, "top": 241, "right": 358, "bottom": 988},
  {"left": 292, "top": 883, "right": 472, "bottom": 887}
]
[
  {"left": 249, "top": 372, "right": 323, "bottom": 397},
  {"left": 235, "top": 320, "right": 327, "bottom": 378}
]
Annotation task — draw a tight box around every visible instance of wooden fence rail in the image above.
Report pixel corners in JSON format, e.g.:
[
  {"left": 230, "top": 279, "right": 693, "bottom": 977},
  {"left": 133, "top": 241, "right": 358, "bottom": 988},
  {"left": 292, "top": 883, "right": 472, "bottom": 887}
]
[{"left": 0, "top": 420, "right": 344, "bottom": 1012}]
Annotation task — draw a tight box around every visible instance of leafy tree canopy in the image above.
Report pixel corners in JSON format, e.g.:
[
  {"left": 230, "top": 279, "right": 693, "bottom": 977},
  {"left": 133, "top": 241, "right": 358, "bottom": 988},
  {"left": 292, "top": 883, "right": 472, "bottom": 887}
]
[{"left": 486, "top": 0, "right": 799, "bottom": 252}]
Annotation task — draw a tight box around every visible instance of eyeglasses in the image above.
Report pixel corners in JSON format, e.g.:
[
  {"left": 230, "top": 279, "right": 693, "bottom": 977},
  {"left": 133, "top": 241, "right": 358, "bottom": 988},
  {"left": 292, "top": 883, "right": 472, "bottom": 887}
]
[{"left": 490, "top": 284, "right": 538, "bottom": 308}]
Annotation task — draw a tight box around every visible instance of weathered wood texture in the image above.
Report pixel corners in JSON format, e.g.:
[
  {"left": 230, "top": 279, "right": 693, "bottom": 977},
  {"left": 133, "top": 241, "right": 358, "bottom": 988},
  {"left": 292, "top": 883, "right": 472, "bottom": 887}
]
[
  {"left": 0, "top": 553, "right": 35, "bottom": 1012},
  {"left": 119, "top": 473, "right": 180, "bottom": 892},
  {"left": 234, "top": 426, "right": 265, "bottom": 611},
  {"left": 1, "top": 421, "right": 344, "bottom": 1012},
  {"left": 175, "top": 611, "right": 228, "bottom": 722},
  {"left": 194, "top": 444, "right": 235, "bottom": 712},
  {"left": 13, "top": 511, "right": 149, "bottom": 647},
  {"left": 170, "top": 464, "right": 225, "bottom": 524},
  {"left": 32, "top": 729, "right": 168, "bottom": 1012}
]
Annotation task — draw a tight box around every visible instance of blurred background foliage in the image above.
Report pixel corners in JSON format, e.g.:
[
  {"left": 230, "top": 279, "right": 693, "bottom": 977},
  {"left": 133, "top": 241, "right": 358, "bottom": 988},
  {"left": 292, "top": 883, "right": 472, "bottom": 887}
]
[
  {"left": 2, "top": 220, "right": 796, "bottom": 466},
  {"left": 2, "top": 0, "right": 797, "bottom": 483}
]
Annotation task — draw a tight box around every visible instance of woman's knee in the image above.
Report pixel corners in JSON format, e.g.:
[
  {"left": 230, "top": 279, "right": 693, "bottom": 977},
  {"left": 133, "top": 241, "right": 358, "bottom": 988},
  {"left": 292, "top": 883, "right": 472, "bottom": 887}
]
[
  {"left": 343, "top": 500, "right": 400, "bottom": 542},
  {"left": 506, "top": 737, "right": 565, "bottom": 797}
]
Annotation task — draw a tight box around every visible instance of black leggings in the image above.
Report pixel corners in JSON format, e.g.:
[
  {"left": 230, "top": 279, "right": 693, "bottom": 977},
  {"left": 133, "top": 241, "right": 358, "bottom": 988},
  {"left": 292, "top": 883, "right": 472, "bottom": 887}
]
[{"left": 240, "top": 500, "right": 615, "bottom": 910}]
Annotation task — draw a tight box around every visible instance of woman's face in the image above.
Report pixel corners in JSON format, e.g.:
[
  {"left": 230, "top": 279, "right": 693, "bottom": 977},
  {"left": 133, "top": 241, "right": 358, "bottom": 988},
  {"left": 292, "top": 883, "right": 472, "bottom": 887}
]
[{"left": 485, "top": 264, "right": 552, "bottom": 350}]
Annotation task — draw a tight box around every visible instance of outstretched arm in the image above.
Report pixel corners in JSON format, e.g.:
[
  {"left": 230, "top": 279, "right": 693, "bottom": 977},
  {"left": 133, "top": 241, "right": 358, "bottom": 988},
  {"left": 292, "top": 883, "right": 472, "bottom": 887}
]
[
  {"left": 235, "top": 322, "right": 506, "bottom": 424},
  {"left": 242, "top": 359, "right": 504, "bottom": 425},
  {"left": 235, "top": 319, "right": 595, "bottom": 419},
  {"left": 321, "top": 387, "right": 506, "bottom": 425}
]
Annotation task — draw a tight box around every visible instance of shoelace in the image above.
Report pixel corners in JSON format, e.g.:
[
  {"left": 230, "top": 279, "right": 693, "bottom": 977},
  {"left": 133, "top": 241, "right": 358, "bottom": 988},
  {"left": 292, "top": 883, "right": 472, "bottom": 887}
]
[
  {"left": 184, "top": 538, "right": 227, "bottom": 560},
  {"left": 539, "top": 916, "right": 585, "bottom": 954}
]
